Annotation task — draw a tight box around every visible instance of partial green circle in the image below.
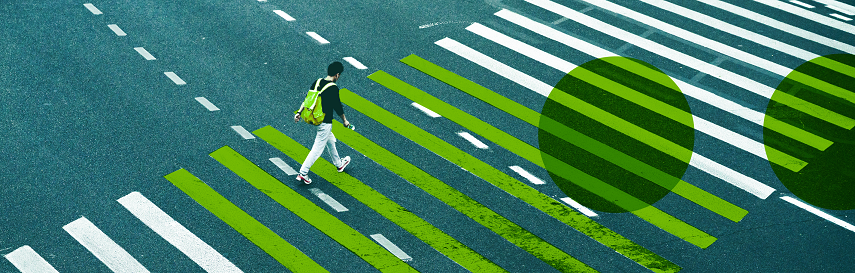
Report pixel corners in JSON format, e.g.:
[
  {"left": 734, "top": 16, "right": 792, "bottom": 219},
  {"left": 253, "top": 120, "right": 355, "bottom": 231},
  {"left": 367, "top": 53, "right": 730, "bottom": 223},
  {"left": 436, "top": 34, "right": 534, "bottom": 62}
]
[
  {"left": 539, "top": 57, "right": 694, "bottom": 213},
  {"left": 765, "top": 54, "right": 855, "bottom": 210}
]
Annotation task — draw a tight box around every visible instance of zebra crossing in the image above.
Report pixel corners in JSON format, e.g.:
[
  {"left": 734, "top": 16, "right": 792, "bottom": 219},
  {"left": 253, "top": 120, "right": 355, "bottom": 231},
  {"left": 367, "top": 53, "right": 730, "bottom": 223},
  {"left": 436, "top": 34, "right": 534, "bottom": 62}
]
[{"left": 6, "top": 0, "right": 853, "bottom": 272}]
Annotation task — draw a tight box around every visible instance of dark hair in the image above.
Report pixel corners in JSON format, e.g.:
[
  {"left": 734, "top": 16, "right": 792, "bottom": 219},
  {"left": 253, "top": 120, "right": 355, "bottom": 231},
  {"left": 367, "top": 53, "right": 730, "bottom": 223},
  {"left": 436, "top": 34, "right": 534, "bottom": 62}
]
[{"left": 327, "top": 61, "right": 344, "bottom": 76}]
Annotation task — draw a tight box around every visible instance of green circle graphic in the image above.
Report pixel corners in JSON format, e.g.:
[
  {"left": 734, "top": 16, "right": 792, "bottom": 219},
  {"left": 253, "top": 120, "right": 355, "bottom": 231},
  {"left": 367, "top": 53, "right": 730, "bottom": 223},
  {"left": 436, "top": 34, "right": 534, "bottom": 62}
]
[
  {"left": 539, "top": 57, "right": 694, "bottom": 213},
  {"left": 765, "top": 54, "right": 855, "bottom": 210}
]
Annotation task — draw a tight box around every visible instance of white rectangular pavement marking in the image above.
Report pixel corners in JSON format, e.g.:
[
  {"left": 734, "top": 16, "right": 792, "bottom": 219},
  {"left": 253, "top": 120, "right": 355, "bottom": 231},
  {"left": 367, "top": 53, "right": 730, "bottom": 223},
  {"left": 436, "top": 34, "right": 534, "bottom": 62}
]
[
  {"left": 789, "top": 0, "right": 815, "bottom": 8},
  {"left": 560, "top": 197, "right": 599, "bottom": 217},
  {"left": 134, "top": 47, "right": 156, "bottom": 61},
  {"left": 343, "top": 57, "right": 368, "bottom": 69},
  {"left": 308, "top": 188, "right": 349, "bottom": 212},
  {"left": 231, "top": 126, "right": 255, "bottom": 139},
  {"left": 830, "top": 13, "right": 853, "bottom": 21},
  {"left": 754, "top": 0, "right": 855, "bottom": 35},
  {"left": 457, "top": 131, "right": 489, "bottom": 149},
  {"left": 306, "top": 32, "right": 330, "bottom": 44},
  {"left": 781, "top": 196, "right": 855, "bottom": 233},
  {"left": 195, "top": 97, "right": 220, "bottom": 111},
  {"left": 509, "top": 166, "right": 545, "bottom": 185},
  {"left": 411, "top": 102, "right": 441, "bottom": 118},
  {"left": 84, "top": 3, "right": 102, "bottom": 15},
  {"left": 826, "top": 3, "right": 855, "bottom": 16},
  {"left": 108, "top": 24, "right": 127, "bottom": 36},
  {"left": 63, "top": 217, "right": 150, "bottom": 273},
  {"left": 164, "top": 72, "right": 187, "bottom": 85},
  {"left": 270, "top": 157, "right": 298, "bottom": 175},
  {"left": 370, "top": 234, "right": 412, "bottom": 262},
  {"left": 118, "top": 192, "right": 243, "bottom": 273},
  {"left": 273, "top": 10, "right": 295, "bottom": 21},
  {"left": 4, "top": 246, "right": 60, "bottom": 273}
]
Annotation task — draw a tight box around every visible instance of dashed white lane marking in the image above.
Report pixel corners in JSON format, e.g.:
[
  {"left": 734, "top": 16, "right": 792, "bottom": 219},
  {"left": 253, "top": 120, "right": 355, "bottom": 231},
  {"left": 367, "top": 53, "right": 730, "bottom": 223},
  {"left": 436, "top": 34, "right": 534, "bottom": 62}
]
[
  {"left": 108, "top": 24, "right": 127, "bottom": 36},
  {"left": 560, "top": 197, "right": 599, "bottom": 218},
  {"left": 195, "top": 97, "right": 220, "bottom": 111},
  {"left": 4, "top": 246, "right": 60, "bottom": 273},
  {"left": 269, "top": 157, "right": 298, "bottom": 176},
  {"left": 306, "top": 32, "right": 330, "bottom": 44},
  {"left": 308, "top": 188, "right": 349, "bottom": 212},
  {"left": 83, "top": 3, "right": 102, "bottom": 15},
  {"left": 273, "top": 10, "right": 295, "bottom": 21},
  {"left": 164, "top": 72, "right": 187, "bottom": 85},
  {"left": 509, "top": 166, "right": 545, "bottom": 185},
  {"left": 370, "top": 234, "right": 412, "bottom": 262},
  {"left": 826, "top": 3, "right": 855, "bottom": 15},
  {"left": 231, "top": 126, "right": 255, "bottom": 139},
  {"left": 754, "top": 0, "right": 855, "bottom": 35},
  {"left": 789, "top": 0, "right": 815, "bottom": 8},
  {"left": 411, "top": 102, "right": 441, "bottom": 118},
  {"left": 830, "top": 13, "right": 854, "bottom": 21},
  {"left": 781, "top": 196, "right": 855, "bottom": 233},
  {"left": 63, "top": 217, "right": 150, "bottom": 273},
  {"left": 118, "top": 192, "right": 243, "bottom": 273},
  {"left": 343, "top": 57, "right": 368, "bottom": 69},
  {"left": 134, "top": 47, "right": 157, "bottom": 61},
  {"left": 457, "top": 131, "right": 489, "bottom": 149}
]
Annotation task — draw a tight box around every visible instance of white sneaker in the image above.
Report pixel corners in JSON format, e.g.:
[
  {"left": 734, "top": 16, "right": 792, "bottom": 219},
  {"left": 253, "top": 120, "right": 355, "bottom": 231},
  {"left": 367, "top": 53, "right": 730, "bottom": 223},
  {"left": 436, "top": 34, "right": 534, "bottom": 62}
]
[
  {"left": 296, "top": 173, "right": 312, "bottom": 184},
  {"left": 337, "top": 156, "right": 351, "bottom": 172}
]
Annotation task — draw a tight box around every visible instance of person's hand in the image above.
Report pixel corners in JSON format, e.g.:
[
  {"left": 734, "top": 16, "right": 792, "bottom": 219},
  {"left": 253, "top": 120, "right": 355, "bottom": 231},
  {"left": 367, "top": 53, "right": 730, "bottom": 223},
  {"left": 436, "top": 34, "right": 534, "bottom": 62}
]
[{"left": 293, "top": 113, "right": 301, "bottom": 123}]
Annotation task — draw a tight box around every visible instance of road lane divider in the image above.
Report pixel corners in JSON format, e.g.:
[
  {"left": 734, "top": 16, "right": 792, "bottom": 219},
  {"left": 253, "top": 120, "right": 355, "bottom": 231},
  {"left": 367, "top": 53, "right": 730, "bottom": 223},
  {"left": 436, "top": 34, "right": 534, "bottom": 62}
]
[
  {"left": 308, "top": 188, "right": 350, "bottom": 212},
  {"left": 370, "top": 234, "right": 413, "bottom": 262},
  {"left": 107, "top": 24, "right": 126, "bottom": 36},
  {"left": 273, "top": 10, "right": 295, "bottom": 21},
  {"left": 134, "top": 47, "right": 156, "bottom": 61},
  {"left": 306, "top": 32, "right": 330, "bottom": 44},
  {"left": 164, "top": 72, "right": 187, "bottom": 85},
  {"left": 230, "top": 126, "right": 255, "bottom": 139},
  {"left": 508, "top": 166, "right": 546, "bottom": 185},
  {"left": 83, "top": 3, "right": 102, "bottom": 15},
  {"left": 195, "top": 97, "right": 220, "bottom": 111}
]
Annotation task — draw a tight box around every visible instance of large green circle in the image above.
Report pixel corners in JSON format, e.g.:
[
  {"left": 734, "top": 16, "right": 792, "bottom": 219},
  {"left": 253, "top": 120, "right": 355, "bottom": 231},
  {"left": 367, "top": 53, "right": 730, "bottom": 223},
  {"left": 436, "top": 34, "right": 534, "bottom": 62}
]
[
  {"left": 765, "top": 54, "right": 855, "bottom": 210},
  {"left": 539, "top": 57, "right": 694, "bottom": 213}
]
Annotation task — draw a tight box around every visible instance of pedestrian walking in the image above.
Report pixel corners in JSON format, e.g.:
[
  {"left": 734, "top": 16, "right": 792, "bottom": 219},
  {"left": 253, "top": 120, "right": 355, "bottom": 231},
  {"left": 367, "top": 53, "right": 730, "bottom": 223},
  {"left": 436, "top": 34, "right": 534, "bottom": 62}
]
[{"left": 292, "top": 61, "right": 352, "bottom": 184}]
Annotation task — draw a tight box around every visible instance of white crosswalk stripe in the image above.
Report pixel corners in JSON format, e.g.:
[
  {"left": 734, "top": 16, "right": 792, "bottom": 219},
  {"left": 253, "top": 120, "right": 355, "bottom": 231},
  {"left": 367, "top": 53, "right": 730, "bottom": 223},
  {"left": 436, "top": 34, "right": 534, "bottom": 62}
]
[
  {"left": 63, "top": 217, "right": 150, "bottom": 273},
  {"left": 754, "top": 0, "right": 855, "bottom": 35},
  {"left": 4, "top": 246, "right": 59, "bottom": 273}
]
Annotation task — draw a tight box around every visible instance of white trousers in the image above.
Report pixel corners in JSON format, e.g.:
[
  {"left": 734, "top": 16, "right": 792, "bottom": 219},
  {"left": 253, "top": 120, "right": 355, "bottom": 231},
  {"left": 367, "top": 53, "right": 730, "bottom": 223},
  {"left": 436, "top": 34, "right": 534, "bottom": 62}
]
[{"left": 299, "top": 123, "right": 342, "bottom": 175}]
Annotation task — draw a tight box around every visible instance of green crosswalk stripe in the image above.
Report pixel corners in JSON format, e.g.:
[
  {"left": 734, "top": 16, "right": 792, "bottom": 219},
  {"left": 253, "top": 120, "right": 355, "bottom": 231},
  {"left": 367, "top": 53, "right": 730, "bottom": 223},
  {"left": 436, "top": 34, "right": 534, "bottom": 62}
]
[
  {"left": 164, "top": 168, "right": 329, "bottom": 273},
  {"left": 328, "top": 121, "right": 596, "bottom": 272},
  {"left": 400, "top": 54, "right": 748, "bottom": 223},
  {"left": 209, "top": 146, "right": 417, "bottom": 273},
  {"left": 335, "top": 90, "right": 682, "bottom": 272},
  {"left": 252, "top": 126, "right": 506, "bottom": 273}
]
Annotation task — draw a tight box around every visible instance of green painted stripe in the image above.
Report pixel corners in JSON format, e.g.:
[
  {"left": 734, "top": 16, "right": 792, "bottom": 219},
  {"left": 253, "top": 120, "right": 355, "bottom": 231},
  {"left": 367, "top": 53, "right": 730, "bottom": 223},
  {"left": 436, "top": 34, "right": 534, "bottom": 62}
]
[
  {"left": 811, "top": 56, "right": 855, "bottom": 82},
  {"left": 399, "top": 55, "right": 747, "bottom": 222},
  {"left": 367, "top": 71, "right": 717, "bottom": 249},
  {"left": 334, "top": 90, "right": 682, "bottom": 273},
  {"left": 788, "top": 70, "right": 855, "bottom": 106},
  {"left": 770, "top": 90, "right": 855, "bottom": 130},
  {"left": 209, "top": 146, "right": 416, "bottom": 273},
  {"left": 252, "top": 126, "right": 505, "bottom": 273},
  {"left": 164, "top": 168, "right": 329, "bottom": 273},
  {"left": 329, "top": 121, "right": 595, "bottom": 272}
]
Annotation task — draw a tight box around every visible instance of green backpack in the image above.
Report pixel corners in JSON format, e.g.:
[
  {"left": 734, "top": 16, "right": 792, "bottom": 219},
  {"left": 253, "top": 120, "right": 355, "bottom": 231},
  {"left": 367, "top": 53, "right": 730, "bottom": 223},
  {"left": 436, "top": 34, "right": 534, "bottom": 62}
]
[{"left": 295, "top": 78, "right": 337, "bottom": 125}]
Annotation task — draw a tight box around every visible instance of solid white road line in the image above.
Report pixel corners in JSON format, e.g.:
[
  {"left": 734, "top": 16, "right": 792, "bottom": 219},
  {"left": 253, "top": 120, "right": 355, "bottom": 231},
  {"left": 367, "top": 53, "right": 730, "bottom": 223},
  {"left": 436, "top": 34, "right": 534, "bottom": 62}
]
[
  {"left": 4, "top": 246, "right": 60, "bottom": 273},
  {"left": 134, "top": 47, "right": 156, "bottom": 61},
  {"left": 231, "top": 126, "right": 255, "bottom": 139},
  {"left": 826, "top": 3, "right": 855, "bottom": 16},
  {"left": 754, "top": 0, "right": 855, "bottom": 35},
  {"left": 273, "top": 10, "right": 295, "bottom": 21},
  {"left": 306, "top": 32, "right": 330, "bottom": 44},
  {"left": 118, "top": 192, "right": 243, "bottom": 273},
  {"left": 343, "top": 57, "right": 368, "bottom": 69},
  {"left": 695, "top": 0, "right": 855, "bottom": 54},
  {"left": 830, "top": 13, "right": 854, "bottom": 21},
  {"left": 560, "top": 197, "right": 599, "bottom": 217},
  {"left": 164, "top": 72, "right": 187, "bottom": 85},
  {"left": 509, "top": 166, "right": 546, "bottom": 185},
  {"left": 411, "top": 102, "right": 441, "bottom": 118},
  {"left": 63, "top": 217, "right": 150, "bottom": 273},
  {"left": 195, "top": 97, "right": 220, "bottom": 111},
  {"left": 457, "top": 131, "right": 489, "bottom": 149},
  {"left": 369, "top": 234, "right": 412, "bottom": 262},
  {"left": 270, "top": 157, "right": 298, "bottom": 176},
  {"left": 781, "top": 196, "right": 855, "bottom": 233},
  {"left": 789, "top": 0, "right": 815, "bottom": 8},
  {"left": 108, "top": 24, "right": 127, "bottom": 36},
  {"left": 308, "top": 188, "right": 349, "bottom": 212},
  {"left": 83, "top": 3, "right": 102, "bottom": 15}
]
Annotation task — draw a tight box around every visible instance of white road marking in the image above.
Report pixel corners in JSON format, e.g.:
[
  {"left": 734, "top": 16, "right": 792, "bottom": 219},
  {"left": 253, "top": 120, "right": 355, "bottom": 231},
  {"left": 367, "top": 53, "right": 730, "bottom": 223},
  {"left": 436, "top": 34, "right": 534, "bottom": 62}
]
[
  {"left": 164, "top": 72, "right": 187, "bottom": 85},
  {"left": 509, "top": 166, "right": 545, "bottom": 185},
  {"left": 83, "top": 3, "right": 102, "bottom": 15},
  {"left": 4, "top": 246, "right": 60, "bottom": 273},
  {"left": 118, "top": 192, "right": 243, "bottom": 273},
  {"left": 826, "top": 3, "right": 855, "bottom": 15},
  {"left": 270, "top": 157, "right": 298, "bottom": 175},
  {"left": 370, "top": 234, "right": 412, "bottom": 262},
  {"left": 411, "top": 102, "right": 441, "bottom": 118},
  {"left": 306, "top": 32, "right": 330, "bottom": 44},
  {"left": 781, "top": 196, "right": 855, "bottom": 233},
  {"left": 830, "top": 13, "right": 853, "bottom": 21},
  {"left": 815, "top": 0, "right": 855, "bottom": 13},
  {"left": 195, "top": 97, "right": 220, "bottom": 111},
  {"left": 457, "top": 131, "right": 489, "bottom": 149},
  {"left": 63, "top": 217, "right": 150, "bottom": 273},
  {"left": 789, "top": 0, "right": 815, "bottom": 8},
  {"left": 273, "top": 10, "right": 295, "bottom": 21},
  {"left": 134, "top": 47, "right": 157, "bottom": 61},
  {"left": 231, "top": 126, "right": 255, "bottom": 139},
  {"left": 308, "top": 188, "right": 349, "bottom": 212},
  {"left": 560, "top": 197, "right": 599, "bottom": 217},
  {"left": 343, "top": 57, "right": 367, "bottom": 69},
  {"left": 754, "top": 0, "right": 855, "bottom": 35},
  {"left": 108, "top": 24, "right": 127, "bottom": 36}
]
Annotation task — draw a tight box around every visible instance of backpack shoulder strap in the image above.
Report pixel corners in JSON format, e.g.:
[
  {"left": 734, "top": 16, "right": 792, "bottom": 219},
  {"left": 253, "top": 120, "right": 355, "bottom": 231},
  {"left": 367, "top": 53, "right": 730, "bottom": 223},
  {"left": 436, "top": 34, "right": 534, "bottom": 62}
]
[{"left": 318, "top": 81, "right": 337, "bottom": 94}]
